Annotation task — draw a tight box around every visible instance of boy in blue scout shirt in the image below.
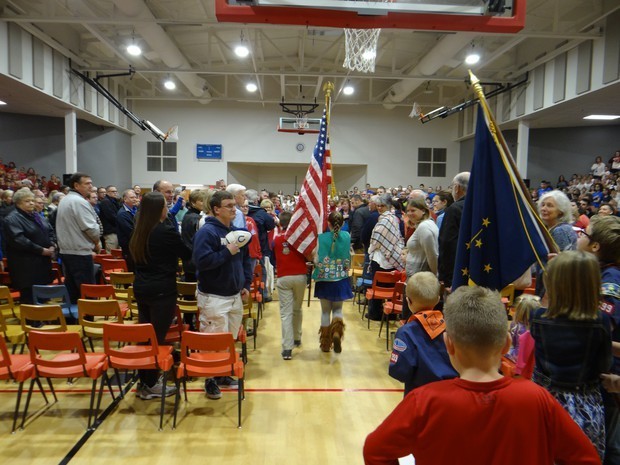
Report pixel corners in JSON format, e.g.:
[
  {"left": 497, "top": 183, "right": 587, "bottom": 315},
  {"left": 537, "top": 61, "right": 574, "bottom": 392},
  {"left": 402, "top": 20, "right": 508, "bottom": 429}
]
[{"left": 389, "top": 272, "right": 458, "bottom": 396}]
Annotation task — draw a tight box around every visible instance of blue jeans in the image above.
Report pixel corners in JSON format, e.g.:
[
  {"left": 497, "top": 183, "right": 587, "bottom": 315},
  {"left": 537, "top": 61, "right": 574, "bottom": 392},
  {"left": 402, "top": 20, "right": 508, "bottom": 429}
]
[{"left": 60, "top": 254, "right": 95, "bottom": 304}]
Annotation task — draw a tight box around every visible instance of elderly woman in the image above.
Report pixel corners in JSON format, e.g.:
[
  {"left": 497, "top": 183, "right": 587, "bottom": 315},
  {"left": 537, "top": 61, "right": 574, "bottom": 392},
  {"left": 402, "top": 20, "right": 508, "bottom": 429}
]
[
  {"left": 3, "top": 187, "right": 55, "bottom": 304},
  {"left": 536, "top": 190, "right": 577, "bottom": 296},
  {"left": 366, "top": 194, "right": 405, "bottom": 321}
]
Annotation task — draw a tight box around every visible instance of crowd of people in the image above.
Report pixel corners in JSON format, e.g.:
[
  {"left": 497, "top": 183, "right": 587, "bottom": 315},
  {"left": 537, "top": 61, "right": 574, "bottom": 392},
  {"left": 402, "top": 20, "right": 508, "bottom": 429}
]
[{"left": 1, "top": 149, "right": 619, "bottom": 464}]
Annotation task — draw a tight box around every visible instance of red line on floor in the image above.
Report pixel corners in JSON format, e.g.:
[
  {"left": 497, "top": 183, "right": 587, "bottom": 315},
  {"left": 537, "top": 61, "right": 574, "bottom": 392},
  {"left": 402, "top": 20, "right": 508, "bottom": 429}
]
[{"left": 0, "top": 388, "right": 402, "bottom": 394}]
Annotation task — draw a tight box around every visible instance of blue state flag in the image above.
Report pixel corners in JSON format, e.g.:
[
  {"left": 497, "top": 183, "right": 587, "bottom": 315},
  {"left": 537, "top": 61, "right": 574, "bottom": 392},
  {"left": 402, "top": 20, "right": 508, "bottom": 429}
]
[{"left": 452, "top": 105, "right": 550, "bottom": 290}]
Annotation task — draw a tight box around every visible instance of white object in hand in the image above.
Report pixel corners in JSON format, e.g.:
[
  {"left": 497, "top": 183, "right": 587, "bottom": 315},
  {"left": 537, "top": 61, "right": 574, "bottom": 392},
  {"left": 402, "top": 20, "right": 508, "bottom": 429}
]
[{"left": 225, "top": 230, "right": 252, "bottom": 248}]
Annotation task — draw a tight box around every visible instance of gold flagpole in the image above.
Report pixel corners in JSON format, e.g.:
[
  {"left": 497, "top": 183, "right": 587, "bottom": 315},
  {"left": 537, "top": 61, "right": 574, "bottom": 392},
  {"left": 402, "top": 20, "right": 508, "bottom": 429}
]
[
  {"left": 322, "top": 82, "right": 338, "bottom": 198},
  {"left": 469, "top": 70, "right": 558, "bottom": 256}
]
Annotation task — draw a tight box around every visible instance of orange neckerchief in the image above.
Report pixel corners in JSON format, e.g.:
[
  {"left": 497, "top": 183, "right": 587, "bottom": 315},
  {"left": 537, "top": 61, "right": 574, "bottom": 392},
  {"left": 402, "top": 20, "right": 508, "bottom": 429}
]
[{"left": 407, "top": 310, "right": 446, "bottom": 340}]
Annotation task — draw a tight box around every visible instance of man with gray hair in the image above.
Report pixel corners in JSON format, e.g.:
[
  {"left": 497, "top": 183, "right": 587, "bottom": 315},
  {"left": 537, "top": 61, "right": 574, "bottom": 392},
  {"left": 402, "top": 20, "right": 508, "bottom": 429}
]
[
  {"left": 438, "top": 171, "right": 470, "bottom": 290},
  {"left": 226, "top": 183, "right": 247, "bottom": 229}
]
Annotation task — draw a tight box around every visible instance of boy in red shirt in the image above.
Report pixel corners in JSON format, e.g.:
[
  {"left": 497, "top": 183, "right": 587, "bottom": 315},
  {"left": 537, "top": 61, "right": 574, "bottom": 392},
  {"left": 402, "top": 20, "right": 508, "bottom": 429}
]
[
  {"left": 273, "top": 211, "right": 309, "bottom": 360},
  {"left": 364, "top": 285, "right": 600, "bottom": 465}
]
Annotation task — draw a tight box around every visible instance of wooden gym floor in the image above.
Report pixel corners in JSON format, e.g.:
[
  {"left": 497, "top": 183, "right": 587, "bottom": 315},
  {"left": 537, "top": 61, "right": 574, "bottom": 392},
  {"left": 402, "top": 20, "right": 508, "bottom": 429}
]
[{"left": 0, "top": 294, "right": 403, "bottom": 465}]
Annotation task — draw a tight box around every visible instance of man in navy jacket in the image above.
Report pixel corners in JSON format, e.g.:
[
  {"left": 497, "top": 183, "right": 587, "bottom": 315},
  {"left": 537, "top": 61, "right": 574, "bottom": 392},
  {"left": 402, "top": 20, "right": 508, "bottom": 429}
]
[{"left": 193, "top": 190, "right": 252, "bottom": 400}]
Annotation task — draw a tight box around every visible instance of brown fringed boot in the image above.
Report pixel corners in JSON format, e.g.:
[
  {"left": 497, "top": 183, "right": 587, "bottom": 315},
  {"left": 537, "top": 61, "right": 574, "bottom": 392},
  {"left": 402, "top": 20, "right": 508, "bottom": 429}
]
[
  {"left": 319, "top": 327, "right": 332, "bottom": 352},
  {"left": 330, "top": 318, "right": 345, "bottom": 354}
]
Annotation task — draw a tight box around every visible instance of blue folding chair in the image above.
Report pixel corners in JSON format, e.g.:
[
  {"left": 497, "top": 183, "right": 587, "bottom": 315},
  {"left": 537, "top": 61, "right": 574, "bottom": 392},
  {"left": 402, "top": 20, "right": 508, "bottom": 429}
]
[{"left": 32, "top": 285, "right": 78, "bottom": 320}]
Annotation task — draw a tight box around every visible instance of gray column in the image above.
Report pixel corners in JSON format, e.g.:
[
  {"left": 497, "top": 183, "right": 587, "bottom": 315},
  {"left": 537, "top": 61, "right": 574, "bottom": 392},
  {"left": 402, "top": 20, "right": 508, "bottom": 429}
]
[
  {"left": 64, "top": 111, "right": 77, "bottom": 173},
  {"left": 516, "top": 120, "right": 529, "bottom": 180}
]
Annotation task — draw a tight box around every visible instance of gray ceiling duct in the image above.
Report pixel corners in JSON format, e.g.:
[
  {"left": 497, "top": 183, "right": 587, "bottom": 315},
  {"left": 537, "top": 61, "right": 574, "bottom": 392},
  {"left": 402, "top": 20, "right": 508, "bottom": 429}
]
[
  {"left": 112, "top": 0, "right": 212, "bottom": 103},
  {"left": 382, "top": 32, "right": 477, "bottom": 109}
]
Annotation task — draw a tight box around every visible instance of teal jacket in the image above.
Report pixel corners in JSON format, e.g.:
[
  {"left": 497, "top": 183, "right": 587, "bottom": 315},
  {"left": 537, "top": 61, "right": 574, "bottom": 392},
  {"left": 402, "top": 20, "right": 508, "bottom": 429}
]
[{"left": 313, "top": 230, "right": 351, "bottom": 282}]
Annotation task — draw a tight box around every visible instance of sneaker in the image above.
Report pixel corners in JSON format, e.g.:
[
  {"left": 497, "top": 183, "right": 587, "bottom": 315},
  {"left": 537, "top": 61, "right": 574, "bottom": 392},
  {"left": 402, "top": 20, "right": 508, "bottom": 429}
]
[
  {"left": 282, "top": 350, "right": 292, "bottom": 360},
  {"left": 137, "top": 380, "right": 177, "bottom": 400},
  {"left": 294, "top": 340, "right": 302, "bottom": 347},
  {"left": 216, "top": 376, "right": 239, "bottom": 389},
  {"left": 204, "top": 379, "right": 222, "bottom": 400}
]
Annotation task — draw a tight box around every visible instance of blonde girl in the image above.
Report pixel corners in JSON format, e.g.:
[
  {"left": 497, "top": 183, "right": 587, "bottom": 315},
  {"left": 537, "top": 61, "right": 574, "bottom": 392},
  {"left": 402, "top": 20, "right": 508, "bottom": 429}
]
[{"left": 530, "top": 250, "right": 612, "bottom": 459}]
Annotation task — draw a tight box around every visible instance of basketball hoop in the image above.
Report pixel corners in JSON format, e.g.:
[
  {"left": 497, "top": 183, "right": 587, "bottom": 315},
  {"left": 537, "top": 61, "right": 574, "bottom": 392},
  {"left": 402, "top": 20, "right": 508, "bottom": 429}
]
[
  {"left": 409, "top": 102, "right": 423, "bottom": 119},
  {"left": 343, "top": 0, "right": 391, "bottom": 73},
  {"left": 294, "top": 115, "right": 309, "bottom": 129}
]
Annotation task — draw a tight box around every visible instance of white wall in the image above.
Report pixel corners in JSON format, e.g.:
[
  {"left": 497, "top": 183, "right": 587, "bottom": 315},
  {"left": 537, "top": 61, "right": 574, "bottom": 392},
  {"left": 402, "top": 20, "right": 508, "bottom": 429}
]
[{"left": 130, "top": 101, "right": 460, "bottom": 192}]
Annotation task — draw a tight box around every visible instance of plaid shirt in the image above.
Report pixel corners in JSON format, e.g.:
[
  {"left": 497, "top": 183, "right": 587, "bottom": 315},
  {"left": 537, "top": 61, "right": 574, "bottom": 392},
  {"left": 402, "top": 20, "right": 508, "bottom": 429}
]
[{"left": 369, "top": 211, "right": 404, "bottom": 271}]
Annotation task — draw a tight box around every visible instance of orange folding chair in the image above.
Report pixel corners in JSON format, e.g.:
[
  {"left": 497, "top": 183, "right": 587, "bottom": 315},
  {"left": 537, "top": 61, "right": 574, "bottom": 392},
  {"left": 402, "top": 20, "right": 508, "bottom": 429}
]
[
  {"left": 164, "top": 306, "right": 188, "bottom": 345},
  {"left": 100, "top": 259, "right": 128, "bottom": 284},
  {"left": 363, "top": 271, "right": 401, "bottom": 328},
  {"left": 102, "top": 323, "right": 174, "bottom": 430},
  {"left": 380, "top": 281, "right": 406, "bottom": 350},
  {"left": 81, "top": 283, "right": 130, "bottom": 319},
  {"left": 22, "top": 331, "right": 111, "bottom": 430},
  {"left": 110, "top": 248, "right": 124, "bottom": 259},
  {"left": 0, "top": 335, "right": 45, "bottom": 433},
  {"left": 250, "top": 264, "right": 264, "bottom": 321},
  {"left": 173, "top": 331, "right": 245, "bottom": 429}
]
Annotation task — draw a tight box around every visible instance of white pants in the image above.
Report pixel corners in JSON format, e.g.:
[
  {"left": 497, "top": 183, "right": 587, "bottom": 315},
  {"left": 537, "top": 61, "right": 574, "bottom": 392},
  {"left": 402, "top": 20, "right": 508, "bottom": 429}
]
[
  {"left": 276, "top": 274, "right": 306, "bottom": 350},
  {"left": 197, "top": 290, "right": 243, "bottom": 338}
]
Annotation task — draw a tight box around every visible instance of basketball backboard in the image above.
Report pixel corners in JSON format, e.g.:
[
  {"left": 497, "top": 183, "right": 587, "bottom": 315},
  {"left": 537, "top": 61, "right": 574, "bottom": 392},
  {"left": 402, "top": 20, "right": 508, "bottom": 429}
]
[
  {"left": 216, "top": 0, "right": 525, "bottom": 33},
  {"left": 277, "top": 117, "right": 322, "bottom": 134}
]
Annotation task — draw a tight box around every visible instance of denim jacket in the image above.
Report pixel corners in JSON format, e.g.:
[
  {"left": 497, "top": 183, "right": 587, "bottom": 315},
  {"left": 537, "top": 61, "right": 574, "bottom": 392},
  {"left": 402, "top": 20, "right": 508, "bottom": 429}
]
[{"left": 530, "top": 307, "right": 612, "bottom": 391}]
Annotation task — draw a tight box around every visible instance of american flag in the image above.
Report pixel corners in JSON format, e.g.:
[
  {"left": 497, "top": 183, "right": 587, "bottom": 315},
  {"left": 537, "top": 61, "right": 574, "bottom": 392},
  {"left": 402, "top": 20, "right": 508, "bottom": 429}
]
[{"left": 285, "top": 109, "right": 330, "bottom": 257}]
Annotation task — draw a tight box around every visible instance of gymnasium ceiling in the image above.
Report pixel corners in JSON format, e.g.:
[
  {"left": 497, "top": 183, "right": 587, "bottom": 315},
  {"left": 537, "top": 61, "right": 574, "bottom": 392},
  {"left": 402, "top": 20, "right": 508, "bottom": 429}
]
[{"left": 0, "top": 0, "right": 619, "bottom": 129}]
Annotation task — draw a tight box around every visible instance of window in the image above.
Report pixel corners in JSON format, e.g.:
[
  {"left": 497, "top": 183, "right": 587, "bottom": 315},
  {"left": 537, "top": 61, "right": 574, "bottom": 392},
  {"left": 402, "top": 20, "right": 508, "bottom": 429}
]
[
  {"left": 147, "top": 141, "right": 177, "bottom": 172},
  {"left": 417, "top": 147, "right": 446, "bottom": 177}
]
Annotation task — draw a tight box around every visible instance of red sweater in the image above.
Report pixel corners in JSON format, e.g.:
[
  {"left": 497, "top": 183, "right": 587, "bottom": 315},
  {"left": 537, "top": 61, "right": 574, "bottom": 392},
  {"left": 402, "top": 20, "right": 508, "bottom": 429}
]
[
  {"left": 364, "top": 377, "right": 599, "bottom": 465},
  {"left": 273, "top": 234, "right": 307, "bottom": 277}
]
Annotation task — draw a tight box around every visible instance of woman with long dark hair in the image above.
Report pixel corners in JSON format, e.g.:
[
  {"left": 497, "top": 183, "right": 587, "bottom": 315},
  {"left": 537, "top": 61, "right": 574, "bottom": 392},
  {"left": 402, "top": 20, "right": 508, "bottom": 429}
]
[{"left": 129, "top": 191, "right": 191, "bottom": 400}]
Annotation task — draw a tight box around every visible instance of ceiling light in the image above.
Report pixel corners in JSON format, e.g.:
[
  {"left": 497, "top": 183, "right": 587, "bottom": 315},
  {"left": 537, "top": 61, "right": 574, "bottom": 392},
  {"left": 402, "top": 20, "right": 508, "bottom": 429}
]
[
  {"left": 343, "top": 85, "right": 354, "bottom": 95},
  {"left": 0, "top": 100, "right": 6, "bottom": 105},
  {"left": 246, "top": 83, "right": 258, "bottom": 92},
  {"left": 235, "top": 45, "right": 249, "bottom": 58},
  {"left": 126, "top": 44, "right": 141, "bottom": 56},
  {"left": 465, "top": 53, "right": 480, "bottom": 65},
  {"left": 164, "top": 78, "right": 176, "bottom": 90},
  {"left": 583, "top": 114, "right": 620, "bottom": 120},
  {"left": 423, "top": 81, "right": 433, "bottom": 94},
  {"left": 362, "top": 50, "right": 376, "bottom": 60}
]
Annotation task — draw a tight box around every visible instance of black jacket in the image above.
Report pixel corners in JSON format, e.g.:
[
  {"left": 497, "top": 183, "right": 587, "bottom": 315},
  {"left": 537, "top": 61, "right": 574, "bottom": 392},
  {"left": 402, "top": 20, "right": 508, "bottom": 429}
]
[
  {"left": 438, "top": 197, "right": 465, "bottom": 287},
  {"left": 133, "top": 221, "right": 191, "bottom": 296},
  {"left": 247, "top": 205, "right": 275, "bottom": 257},
  {"left": 98, "top": 196, "right": 121, "bottom": 235},
  {"left": 116, "top": 205, "right": 136, "bottom": 252},
  {"left": 350, "top": 204, "right": 370, "bottom": 249},
  {"left": 3, "top": 208, "right": 55, "bottom": 289},
  {"left": 180, "top": 207, "right": 202, "bottom": 278},
  {"left": 361, "top": 210, "right": 380, "bottom": 252}
]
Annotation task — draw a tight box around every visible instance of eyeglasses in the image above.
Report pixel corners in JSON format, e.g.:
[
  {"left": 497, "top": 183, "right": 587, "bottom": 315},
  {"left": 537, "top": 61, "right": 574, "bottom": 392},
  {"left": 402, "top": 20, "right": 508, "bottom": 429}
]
[
  {"left": 577, "top": 229, "right": 592, "bottom": 240},
  {"left": 219, "top": 203, "right": 237, "bottom": 210}
]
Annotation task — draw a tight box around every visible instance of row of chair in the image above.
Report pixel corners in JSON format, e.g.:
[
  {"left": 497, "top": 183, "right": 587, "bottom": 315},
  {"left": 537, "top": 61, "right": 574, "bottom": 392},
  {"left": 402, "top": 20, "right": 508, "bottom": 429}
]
[
  {"left": 1, "top": 322, "right": 246, "bottom": 433},
  {"left": 354, "top": 267, "right": 521, "bottom": 351}
]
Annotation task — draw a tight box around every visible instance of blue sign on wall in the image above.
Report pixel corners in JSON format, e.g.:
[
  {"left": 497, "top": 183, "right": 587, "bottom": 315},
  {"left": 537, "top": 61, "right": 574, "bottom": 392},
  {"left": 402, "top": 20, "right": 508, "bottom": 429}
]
[{"left": 196, "top": 144, "right": 222, "bottom": 160}]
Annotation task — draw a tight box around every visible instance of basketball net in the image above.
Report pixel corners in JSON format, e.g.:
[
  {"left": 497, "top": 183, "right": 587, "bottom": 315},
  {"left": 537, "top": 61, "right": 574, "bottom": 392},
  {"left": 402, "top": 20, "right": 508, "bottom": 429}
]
[
  {"left": 294, "top": 115, "right": 309, "bottom": 129},
  {"left": 343, "top": 0, "right": 391, "bottom": 73}
]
